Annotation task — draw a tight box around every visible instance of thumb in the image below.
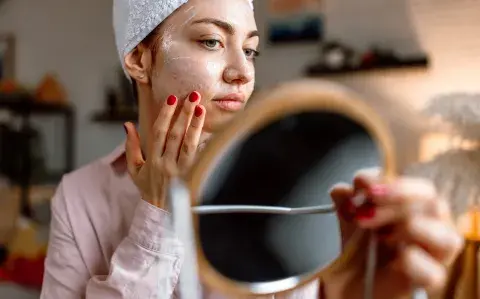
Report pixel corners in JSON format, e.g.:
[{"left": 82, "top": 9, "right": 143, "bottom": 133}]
[
  {"left": 124, "top": 122, "right": 145, "bottom": 178},
  {"left": 330, "top": 182, "right": 357, "bottom": 248}
]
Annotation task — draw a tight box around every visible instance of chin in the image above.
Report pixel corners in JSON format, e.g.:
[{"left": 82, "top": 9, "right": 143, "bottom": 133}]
[{"left": 203, "top": 113, "right": 239, "bottom": 133}]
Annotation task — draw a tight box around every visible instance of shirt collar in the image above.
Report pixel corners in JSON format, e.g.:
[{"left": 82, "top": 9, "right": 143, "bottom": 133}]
[{"left": 102, "top": 141, "right": 128, "bottom": 175}]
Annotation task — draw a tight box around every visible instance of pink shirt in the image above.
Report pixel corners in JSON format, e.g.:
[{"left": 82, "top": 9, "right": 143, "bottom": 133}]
[{"left": 40, "top": 144, "right": 321, "bottom": 298}]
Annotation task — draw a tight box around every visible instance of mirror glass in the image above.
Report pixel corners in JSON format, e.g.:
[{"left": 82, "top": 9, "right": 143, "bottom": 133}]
[{"left": 197, "top": 110, "right": 381, "bottom": 287}]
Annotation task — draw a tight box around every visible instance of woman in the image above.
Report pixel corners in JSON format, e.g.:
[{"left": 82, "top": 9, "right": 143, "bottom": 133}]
[{"left": 40, "top": 0, "right": 463, "bottom": 298}]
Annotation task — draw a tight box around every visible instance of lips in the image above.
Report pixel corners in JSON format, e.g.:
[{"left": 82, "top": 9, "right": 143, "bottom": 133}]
[{"left": 212, "top": 93, "right": 246, "bottom": 112}]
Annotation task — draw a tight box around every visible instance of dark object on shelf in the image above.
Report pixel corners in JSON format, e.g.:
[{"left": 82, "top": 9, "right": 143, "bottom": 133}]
[
  {"left": 118, "top": 69, "right": 136, "bottom": 107},
  {"left": 92, "top": 108, "right": 137, "bottom": 123},
  {"left": 305, "top": 55, "right": 429, "bottom": 76},
  {"left": 106, "top": 88, "right": 118, "bottom": 117},
  {"left": 360, "top": 47, "right": 404, "bottom": 68},
  {"left": 318, "top": 41, "right": 358, "bottom": 71},
  {"left": 0, "top": 124, "right": 48, "bottom": 184},
  {"left": 0, "top": 245, "right": 7, "bottom": 266},
  {"left": 0, "top": 92, "right": 75, "bottom": 218},
  {"left": 93, "top": 69, "right": 137, "bottom": 124},
  {"left": 268, "top": 16, "right": 323, "bottom": 45}
]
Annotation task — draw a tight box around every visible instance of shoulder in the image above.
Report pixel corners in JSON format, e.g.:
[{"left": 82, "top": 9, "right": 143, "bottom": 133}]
[
  {"left": 51, "top": 158, "right": 112, "bottom": 220},
  {"left": 61, "top": 159, "right": 111, "bottom": 198},
  {"left": 53, "top": 143, "right": 126, "bottom": 214}
]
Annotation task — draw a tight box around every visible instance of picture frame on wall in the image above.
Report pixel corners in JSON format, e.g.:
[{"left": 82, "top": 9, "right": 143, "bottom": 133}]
[
  {"left": 267, "top": 0, "right": 324, "bottom": 45},
  {"left": 0, "top": 34, "right": 15, "bottom": 80}
]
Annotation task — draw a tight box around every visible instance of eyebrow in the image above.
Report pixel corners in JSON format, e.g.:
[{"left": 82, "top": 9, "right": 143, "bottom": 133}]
[{"left": 192, "top": 18, "right": 259, "bottom": 39}]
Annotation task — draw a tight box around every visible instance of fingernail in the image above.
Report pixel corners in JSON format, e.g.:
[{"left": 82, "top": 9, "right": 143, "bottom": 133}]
[
  {"left": 123, "top": 124, "right": 128, "bottom": 135},
  {"left": 167, "top": 95, "right": 177, "bottom": 106},
  {"left": 355, "top": 203, "right": 376, "bottom": 220},
  {"left": 194, "top": 105, "right": 203, "bottom": 117},
  {"left": 189, "top": 91, "right": 200, "bottom": 102},
  {"left": 369, "top": 184, "right": 389, "bottom": 197}
]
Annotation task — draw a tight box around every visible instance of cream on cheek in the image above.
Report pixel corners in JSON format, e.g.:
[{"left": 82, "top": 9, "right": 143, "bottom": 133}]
[{"left": 151, "top": 44, "right": 224, "bottom": 104}]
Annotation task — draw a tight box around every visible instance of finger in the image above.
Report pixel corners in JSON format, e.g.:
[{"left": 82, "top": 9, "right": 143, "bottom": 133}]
[
  {"left": 355, "top": 199, "right": 436, "bottom": 229},
  {"left": 385, "top": 217, "right": 464, "bottom": 265},
  {"left": 330, "top": 183, "right": 355, "bottom": 221},
  {"left": 151, "top": 94, "right": 178, "bottom": 158},
  {"left": 353, "top": 167, "right": 381, "bottom": 191},
  {"left": 329, "top": 183, "right": 358, "bottom": 249},
  {"left": 393, "top": 246, "right": 448, "bottom": 292},
  {"left": 368, "top": 177, "right": 437, "bottom": 207},
  {"left": 177, "top": 105, "right": 205, "bottom": 170},
  {"left": 124, "top": 122, "right": 145, "bottom": 177},
  {"left": 163, "top": 91, "right": 200, "bottom": 162},
  {"left": 356, "top": 200, "right": 452, "bottom": 232}
]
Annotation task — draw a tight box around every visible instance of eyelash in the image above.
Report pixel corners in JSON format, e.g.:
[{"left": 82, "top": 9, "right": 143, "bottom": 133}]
[{"left": 199, "top": 39, "right": 260, "bottom": 60}]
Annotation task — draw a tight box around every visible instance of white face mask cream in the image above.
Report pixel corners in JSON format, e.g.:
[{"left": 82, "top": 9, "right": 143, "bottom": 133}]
[{"left": 148, "top": 0, "right": 258, "bottom": 132}]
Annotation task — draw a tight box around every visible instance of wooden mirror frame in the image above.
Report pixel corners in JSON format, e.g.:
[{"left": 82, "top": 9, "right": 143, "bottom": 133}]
[{"left": 185, "top": 79, "right": 398, "bottom": 297}]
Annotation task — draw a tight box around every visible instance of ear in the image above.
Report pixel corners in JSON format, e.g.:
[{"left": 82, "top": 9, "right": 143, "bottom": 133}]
[{"left": 124, "top": 43, "right": 152, "bottom": 84}]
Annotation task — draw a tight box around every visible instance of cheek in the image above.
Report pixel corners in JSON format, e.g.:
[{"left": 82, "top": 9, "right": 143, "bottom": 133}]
[{"left": 151, "top": 53, "right": 224, "bottom": 102}]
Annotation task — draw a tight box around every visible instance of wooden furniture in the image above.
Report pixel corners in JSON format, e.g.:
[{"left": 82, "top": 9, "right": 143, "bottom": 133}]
[
  {"left": 0, "top": 93, "right": 75, "bottom": 218},
  {"left": 0, "top": 185, "right": 55, "bottom": 245}
]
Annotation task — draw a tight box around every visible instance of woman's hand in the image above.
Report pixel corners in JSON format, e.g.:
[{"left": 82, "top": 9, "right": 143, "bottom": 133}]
[
  {"left": 327, "top": 168, "right": 464, "bottom": 299},
  {"left": 124, "top": 91, "right": 206, "bottom": 209}
]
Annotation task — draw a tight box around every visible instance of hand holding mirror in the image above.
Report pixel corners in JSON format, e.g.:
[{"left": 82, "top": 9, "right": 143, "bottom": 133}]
[{"left": 167, "top": 79, "right": 435, "bottom": 299}]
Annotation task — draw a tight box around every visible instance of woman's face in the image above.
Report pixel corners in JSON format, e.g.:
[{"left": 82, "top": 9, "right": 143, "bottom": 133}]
[{"left": 149, "top": 0, "right": 258, "bottom": 133}]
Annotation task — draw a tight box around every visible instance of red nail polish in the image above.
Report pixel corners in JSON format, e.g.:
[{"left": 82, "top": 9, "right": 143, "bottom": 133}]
[
  {"left": 356, "top": 203, "right": 376, "bottom": 220},
  {"left": 194, "top": 105, "right": 203, "bottom": 117},
  {"left": 167, "top": 95, "right": 177, "bottom": 106},
  {"left": 369, "top": 184, "right": 389, "bottom": 197},
  {"left": 189, "top": 91, "right": 200, "bottom": 102}
]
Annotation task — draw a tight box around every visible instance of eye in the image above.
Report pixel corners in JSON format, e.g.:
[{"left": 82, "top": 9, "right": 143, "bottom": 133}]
[
  {"left": 244, "top": 48, "right": 260, "bottom": 60},
  {"left": 200, "top": 39, "right": 222, "bottom": 50}
]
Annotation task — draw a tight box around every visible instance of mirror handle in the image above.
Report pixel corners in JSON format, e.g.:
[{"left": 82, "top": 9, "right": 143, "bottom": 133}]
[
  {"left": 192, "top": 204, "right": 335, "bottom": 215},
  {"left": 168, "top": 178, "right": 202, "bottom": 299}
]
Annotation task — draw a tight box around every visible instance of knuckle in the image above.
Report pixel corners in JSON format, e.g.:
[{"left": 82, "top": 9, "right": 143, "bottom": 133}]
[
  {"left": 407, "top": 177, "right": 437, "bottom": 199},
  {"left": 182, "top": 143, "right": 192, "bottom": 155},
  {"left": 450, "top": 233, "right": 465, "bottom": 255},
  {"left": 432, "top": 198, "right": 451, "bottom": 219},
  {"left": 427, "top": 267, "right": 447, "bottom": 291},
  {"left": 133, "top": 158, "right": 144, "bottom": 168},
  {"left": 354, "top": 167, "right": 380, "bottom": 180},
  {"left": 182, "top": 106, "right": 192, "bottom": 116},
  {"left": 403, "top": 217, "right": 416, "bottom": 233},
  {"left": 151, "top": 157, "right": 163, "bottom": 169},
  {"left": 167, "top": 131, "right": 180, "bottom": 141},
  {"left": 154, "top": 128, "right": 168, "bottom": 140}
]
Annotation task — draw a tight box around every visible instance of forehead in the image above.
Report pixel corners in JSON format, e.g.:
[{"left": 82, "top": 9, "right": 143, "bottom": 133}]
[{"left": 171, "top": 0, "right": 257, "bottom": 31}]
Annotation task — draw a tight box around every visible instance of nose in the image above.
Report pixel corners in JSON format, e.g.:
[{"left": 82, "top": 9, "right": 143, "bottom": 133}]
[{"left": 223, "top": 52, "right": 254, "bottom": 86}]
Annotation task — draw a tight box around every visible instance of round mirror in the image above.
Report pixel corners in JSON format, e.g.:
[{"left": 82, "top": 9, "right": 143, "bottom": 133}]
[{"left": 186, "top": 79, "right": 397, "bottom": 296}]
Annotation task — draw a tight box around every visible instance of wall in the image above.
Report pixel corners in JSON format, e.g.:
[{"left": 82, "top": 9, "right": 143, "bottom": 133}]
[
  {"left": 1, "top": 0, "right": 480, "bottom": 169},
  {"left": 0, "top": 0, "right": 123, "bottom": 169},
  {"left": 256, "top": 0, "right": 480, "bottom": 108},
  {"left": 255, "top": 0, "right": 480, "bottom": 169}
]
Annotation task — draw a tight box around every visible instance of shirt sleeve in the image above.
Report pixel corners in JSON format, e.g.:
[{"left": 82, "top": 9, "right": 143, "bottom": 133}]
[{"left": 40, "top": 181, "right": 184, "bottom": 299}]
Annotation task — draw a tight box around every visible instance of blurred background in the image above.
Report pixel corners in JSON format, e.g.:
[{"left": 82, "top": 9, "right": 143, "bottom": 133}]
[{"left": 0, "top": 0, "right": 480, "bottom": 297}]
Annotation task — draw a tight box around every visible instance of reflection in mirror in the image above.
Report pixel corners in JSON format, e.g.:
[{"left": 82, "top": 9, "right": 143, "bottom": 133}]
[{"left": 197, "top": 111, "right": 381, "bottom": 285}]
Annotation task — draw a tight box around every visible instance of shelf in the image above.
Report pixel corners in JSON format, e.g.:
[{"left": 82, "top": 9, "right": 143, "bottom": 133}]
[
  {"left": 92, "top": 110, "right": 138, "bottom": 123},
  {"left": 305, "top": 56, "right": 429, "bottom": 76},
  {"left": 0, "top": 93, "right": 73, "bottom": 115}
]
